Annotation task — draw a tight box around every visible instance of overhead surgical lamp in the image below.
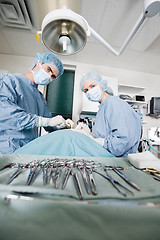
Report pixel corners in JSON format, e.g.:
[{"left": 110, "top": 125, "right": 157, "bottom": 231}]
[{"left": 36, "top": 0, "right": 160, "bottom": 56}]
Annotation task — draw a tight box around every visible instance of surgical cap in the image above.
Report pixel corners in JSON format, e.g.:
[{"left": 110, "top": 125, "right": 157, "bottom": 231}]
[
  {"left": 80, "top": 72, "right": 113, "bottom": 95},
  {"left": 33, "top": 52, "right": 64, "bottom": 78}
]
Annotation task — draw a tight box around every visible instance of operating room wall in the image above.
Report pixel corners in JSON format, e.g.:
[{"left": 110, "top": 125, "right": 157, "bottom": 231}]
[{"left": 0, "top": 53, "right": 160, "bottom": 142}]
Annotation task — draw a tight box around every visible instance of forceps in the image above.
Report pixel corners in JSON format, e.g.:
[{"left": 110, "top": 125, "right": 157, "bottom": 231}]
[
  {"left": 7, "top": 164, "right": 23, "bottom": 184},
  {"left": 61, "top": 167, "right": 72, "bottom": 190},
  {"left": 86, "top": 168, "right": 97, "bottom": 195},
  {"left": 78, "top": 166, "right": 91, "bottom": 194},
  {"left": 72, "top": 169, "right": 83, "bottom": 200},
  {"left": 94, "top": 170, "right": 134, "bottom": 197},
  {"left": 0, "top": 163, "right": 16, "bottom": 171},
  {"left": 105, "top": 166, "right": 141, "bottom": 191},
  {"left": 61, "top": 167, "right": 84, "bottom": 200},
  {"left": 52, "top": 167, "right": 63, "bottom": 189},
  {"left": 25, "top": 166, "right": 40, "bottom": 186},
  {"left": 42, "top": 167, "right": 52, "bottom": 185}
]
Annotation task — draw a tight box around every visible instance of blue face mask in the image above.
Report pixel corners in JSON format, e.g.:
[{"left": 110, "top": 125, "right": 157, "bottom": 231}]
[
  {"left": 86, "top": 85, "right": 103, "bottom": 102},
  {"left": 32, "top": 64, "right": 52, "bottom": 85}
]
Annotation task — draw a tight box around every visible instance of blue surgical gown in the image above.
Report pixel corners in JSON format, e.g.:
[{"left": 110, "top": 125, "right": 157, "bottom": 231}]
[
  {"left": 93, "top": 96, "right": 142, "bottom": 157},
  {"left": 0, "top": 73, "right": 52, "bottom": 154}
]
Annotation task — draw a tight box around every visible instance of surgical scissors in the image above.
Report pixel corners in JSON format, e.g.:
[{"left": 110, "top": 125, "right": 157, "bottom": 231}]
[{"left": 143, "top": 168, "right": 160, "bottom": 182}]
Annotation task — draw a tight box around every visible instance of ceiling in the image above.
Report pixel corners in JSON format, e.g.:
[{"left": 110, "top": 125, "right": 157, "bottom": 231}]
[{"left": 0, "top": 0, "right": 160, "bottom": 75}]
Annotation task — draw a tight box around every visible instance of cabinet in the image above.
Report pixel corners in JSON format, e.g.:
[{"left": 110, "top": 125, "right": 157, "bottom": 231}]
[
  {"left": 118, "top": 84, "right": 147, "bottom": 123},
  {"left": 118, "top": 84, "right": 145, "bottom": 95},
  {"left": 118, "top": 84, "right": 147, "bottom": 105}
]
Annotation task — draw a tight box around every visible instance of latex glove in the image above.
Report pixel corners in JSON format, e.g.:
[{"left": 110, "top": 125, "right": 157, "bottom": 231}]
[
  {"left": 65, "top": 119, "right": 74, "bottom": 129},
  {"left": 48, "top": 115, "right": 66, "bottom": 128},
  {"left": 37, "top": 116, "right": 66, "bottom": 128}
]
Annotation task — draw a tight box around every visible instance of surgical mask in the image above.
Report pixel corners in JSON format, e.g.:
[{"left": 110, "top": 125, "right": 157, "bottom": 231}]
[
  {"left": 32, "top": 63, "right": 52, "bottom": 85},
  {"left": 86, "top": 85, "right": 103, "bottom": 102}
]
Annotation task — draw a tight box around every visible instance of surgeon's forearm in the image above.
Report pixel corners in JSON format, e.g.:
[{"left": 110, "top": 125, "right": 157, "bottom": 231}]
[
  {"left": 104, "top": 136, "right": 128, "bottom": 157},
  {"left": 0, "top": 99, "right": 39, "bottom": 130}
]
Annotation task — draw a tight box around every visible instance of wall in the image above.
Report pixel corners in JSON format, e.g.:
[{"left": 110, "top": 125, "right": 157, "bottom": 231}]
[{"left": 1, "top": 53, "right": 160, "bottom": 142}]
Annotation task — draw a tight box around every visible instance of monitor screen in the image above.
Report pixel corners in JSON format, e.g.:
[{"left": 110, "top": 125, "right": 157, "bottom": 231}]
[
  {"left": 155, "top": 98, "right": 160, "bottom": 110},
  {"left": 150, "top": 97, "right": 160, "bottom": 115}
]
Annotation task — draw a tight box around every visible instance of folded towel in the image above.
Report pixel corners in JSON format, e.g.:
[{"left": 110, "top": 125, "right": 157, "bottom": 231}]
[{"left": 128, "top": 151, "right": 160, "bottom": 171}]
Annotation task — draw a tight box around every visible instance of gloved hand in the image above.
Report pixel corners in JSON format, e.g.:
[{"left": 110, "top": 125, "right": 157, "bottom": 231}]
[
  {"left": 65, "top": 119, "right": 74, "bottom": 129},
  {"left": 48, "top": 115, "right": 66, "bottom": 128},
  {"left": 37, "top": 116, "right": 67, "bottom": 128}
]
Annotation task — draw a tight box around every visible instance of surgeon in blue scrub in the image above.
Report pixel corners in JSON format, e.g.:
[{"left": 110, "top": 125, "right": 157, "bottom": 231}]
[
  {"left": 0, "top": 52, "right": 70, "bottom": 154},
  {"left": 80, "top": 72, "right": 142, "bottom": 157}
]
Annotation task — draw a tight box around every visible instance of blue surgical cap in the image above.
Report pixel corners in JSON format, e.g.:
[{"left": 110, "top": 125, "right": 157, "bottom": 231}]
[
  {"left": 33, "top": 52, "right": 64, "bottom": 78},
  {"left": 80, "top": 72, "right": 113, "bottom": 95}
]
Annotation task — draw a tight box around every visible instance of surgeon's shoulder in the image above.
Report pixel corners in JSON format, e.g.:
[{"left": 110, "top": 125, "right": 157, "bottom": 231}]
[
  {"left": 0, "top": 73, "right": 21, "bottom": 87},
  {"left": 105, "top": 95, "right": 121, "bottom": 105},
  {"left": 110, "top": 95, "right": 129, "bottom": 105}
]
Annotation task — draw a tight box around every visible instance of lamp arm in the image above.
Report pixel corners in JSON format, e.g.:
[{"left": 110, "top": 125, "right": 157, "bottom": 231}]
[
  {"left": 89, "top": 12, "right": 146, "bottom": 56},
  {"left": 89, "top": 26, "right": 119, "bottom": 56},
  {"left": 118, "top": 12, "right": 146, "bottom": 55}
]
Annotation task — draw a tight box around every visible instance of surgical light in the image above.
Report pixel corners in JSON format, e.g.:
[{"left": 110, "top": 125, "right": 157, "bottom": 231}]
[
  {"left": 40, "top": 7, "right": 89, "bottom": 55},
  {"left": 37, "top": 0, "right": 160, "bottom": 56}
]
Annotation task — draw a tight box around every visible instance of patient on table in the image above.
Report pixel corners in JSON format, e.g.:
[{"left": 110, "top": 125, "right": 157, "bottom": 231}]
[{"left": 14, "top": 123, "right": 114, "bottom": 157}]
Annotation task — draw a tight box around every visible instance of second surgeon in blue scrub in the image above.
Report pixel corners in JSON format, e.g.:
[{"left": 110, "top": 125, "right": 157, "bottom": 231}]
[
  {"left": 0, "top": 52, "right": 72, "bottom": 154},
  {"left": 80, "top": 72, "right": 142, "bottom": 157}
]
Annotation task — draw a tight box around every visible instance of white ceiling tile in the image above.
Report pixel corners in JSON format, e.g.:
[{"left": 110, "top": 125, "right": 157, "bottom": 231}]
[
  {"left": 2, "top": 28, "right": 44, "bottom": 56},
  {"left": 76, "top": 41, "right": 109, "bottom": 65},
  {"left": 146, "top": 34, "right": 160, "bottom": 54},
  {"left": 0, "top": 28, "right": 14, "bottom": 54},
  {"left": 80, "top": 0, "right": 107, "bottom": 32},
  {"left": 129, "top": 52, "right": 160, "bottom": 74},
  {"left": 129, "top": 15, "right": 160, "bottom": 51},
  {"left": 98, "top": 0, "right": 143, "bottom": 47}
]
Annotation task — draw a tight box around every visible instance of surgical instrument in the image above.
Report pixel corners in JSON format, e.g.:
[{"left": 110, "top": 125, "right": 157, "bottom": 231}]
[
  {"left": 105, "top": 166, "right": 141, "bottom": 191},
  {"left": 143, "top": 168, "right": 160, "bottom": 182},
  {"left": 52, "top": 167, "right": 63, "bottom": 189},
  {"left": 94, "top": 170, "right": 134, "bottom": 197},
  {"left": 86, "top": 168, "right": 97, "bottom": 195},
  {"left": 72, "top": 169, "right": 83, "bottom": 200},
  {"left": 0, "top": 163, "right": 16, "bottom": 171},
  {"left": 78, "top": 166, "right": 91, "bottom": 194},
  {"left": 61, "top": 167, "right": 72, "bottom": 190},
  {"left": 7, "top": 164, "right": 23, "bottom": 185},
  {"left": 26, "top": 167, "right": 41, "bottom": 186}
]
